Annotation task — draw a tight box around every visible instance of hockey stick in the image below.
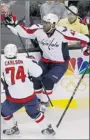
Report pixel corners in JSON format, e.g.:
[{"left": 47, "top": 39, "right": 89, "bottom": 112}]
[
  {"left": 56, "top": 6, "right": 90, "bottom": 128},
  {"left": 17, "top": 32, "right": 30, "bottom": 57},
  {"left": 56, "top": 60, "right": 90, "bottom": 128}
]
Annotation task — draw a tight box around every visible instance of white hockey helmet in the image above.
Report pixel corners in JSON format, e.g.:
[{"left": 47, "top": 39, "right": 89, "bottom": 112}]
[
  {"left": 4, "top": 44, "right": 18, "bottom": 58},
  {"left": 43, "top": 13, "right": 59, "bottom": 24}
]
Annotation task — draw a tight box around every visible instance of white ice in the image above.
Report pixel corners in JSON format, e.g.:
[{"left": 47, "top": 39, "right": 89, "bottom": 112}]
[{"left": 1, "top": 107, "right": 89, "bottom": 139}]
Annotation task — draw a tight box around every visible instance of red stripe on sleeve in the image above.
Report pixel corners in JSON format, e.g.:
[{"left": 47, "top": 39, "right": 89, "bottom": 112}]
[
  {"left": 20, "top": 25, "right": 37, "bottom": 34},
  {"left": 64, "top": 36, "right": 87, "bottom": 44}
]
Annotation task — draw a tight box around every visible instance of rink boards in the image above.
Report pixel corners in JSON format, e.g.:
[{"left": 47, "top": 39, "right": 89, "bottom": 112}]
[{"left": 1, "top": 49, "right": 89, "bottom": 110}]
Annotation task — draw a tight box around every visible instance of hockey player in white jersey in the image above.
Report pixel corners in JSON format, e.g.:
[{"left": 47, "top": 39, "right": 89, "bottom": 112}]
[
  {"left": 1, "top": 44, "right": 58, "bottom": 136},
  {"left": 7, "top": 13, "right": 90, "bottom": 112}
]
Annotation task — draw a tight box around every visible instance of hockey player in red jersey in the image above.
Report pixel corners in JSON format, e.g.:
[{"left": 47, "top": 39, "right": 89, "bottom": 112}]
[
  {"left": 1, "top": 44, "right": 58, "bottom": 136},
  {"left": 6, "top": 13, "right": 90, "bottom": 112}
]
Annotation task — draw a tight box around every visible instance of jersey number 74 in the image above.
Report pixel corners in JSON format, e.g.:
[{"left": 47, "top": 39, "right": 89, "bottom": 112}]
[{"left": 5, "top": 66, "right": 26, "bottom": 85}]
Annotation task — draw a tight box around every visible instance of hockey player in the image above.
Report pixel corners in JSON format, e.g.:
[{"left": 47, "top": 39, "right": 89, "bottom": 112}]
[
  {"left": 6, "top": 13, "right": 90, "bottom": 111},
  {"left": 1, "top": 44, "right": 57, "bottom": 136}
]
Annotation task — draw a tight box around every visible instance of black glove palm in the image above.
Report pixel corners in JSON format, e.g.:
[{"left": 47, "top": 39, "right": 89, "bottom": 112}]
[{"left": 3, "top": 15, "right": 16, "bottom": 27}]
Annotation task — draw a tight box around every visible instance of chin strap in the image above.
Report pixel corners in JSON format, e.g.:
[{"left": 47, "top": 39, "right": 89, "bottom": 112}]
[{"left": 46, "top": 24, "right": 55, "bottom": 34}]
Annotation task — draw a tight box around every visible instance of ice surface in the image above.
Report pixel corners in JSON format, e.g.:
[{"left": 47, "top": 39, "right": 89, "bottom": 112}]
[{"left": 1, "top": 107, "right": 89, "bottom": 139}]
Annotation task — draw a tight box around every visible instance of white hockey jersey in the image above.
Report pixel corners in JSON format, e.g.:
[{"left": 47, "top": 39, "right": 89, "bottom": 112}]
[
  {"left": 1, "top": 56, "right": 42, "bottom": 103},
  {"left": 8, "top": 25, "right": 89, "bottom": 62}
]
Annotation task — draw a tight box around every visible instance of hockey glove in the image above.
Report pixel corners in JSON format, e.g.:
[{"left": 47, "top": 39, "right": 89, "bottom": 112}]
[
  {"left": 83, "top": 42, "right": 90, "bottom": 56},
  {"left": 81, "top": 42, "right": 90, "bottom": 56},
  {"left": 2, "top": 15, "right": 17, "bottom": 27},
  {"left": 83, "top": 46, "right": 90, "bottom": 56}
]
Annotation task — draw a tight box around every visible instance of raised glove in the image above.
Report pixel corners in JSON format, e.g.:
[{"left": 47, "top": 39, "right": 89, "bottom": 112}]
[{"left": 3, "top": 15, "right": 17, "bottom": 27}]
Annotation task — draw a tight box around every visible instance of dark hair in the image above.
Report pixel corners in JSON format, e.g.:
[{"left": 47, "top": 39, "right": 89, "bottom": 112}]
[
  {"left": 68, "top": 1, "right": 78, "bottom": 7},
  {"left": 77, "top": 0, "right": 90, "bottom": 18}
]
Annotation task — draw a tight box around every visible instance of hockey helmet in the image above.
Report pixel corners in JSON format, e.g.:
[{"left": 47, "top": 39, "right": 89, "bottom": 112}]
[
  {"left": 4, "top": 44, "right": 18, "bottom": 58},
  {"left": 43, "top": 13, "right": 59, "bottom": 24}
]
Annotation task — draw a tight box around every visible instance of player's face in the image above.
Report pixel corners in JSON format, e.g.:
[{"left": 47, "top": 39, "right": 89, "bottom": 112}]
[
  {"left": 68, "top": 13, "right": 77, "bottom": 24},
  {"left": 43, "top": 21, "right": 55, "bottom": 33},
  {"left": 43, "top": 21, "right": 52, "bottom": 33}
]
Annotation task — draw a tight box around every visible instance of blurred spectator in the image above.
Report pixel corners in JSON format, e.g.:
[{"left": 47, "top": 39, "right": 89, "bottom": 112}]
[
  {"left": 59, "top": 0, "right": 65, "bottom": 3},
  {"left": 0, "top": 2, "right": 26, "bottom": 27},
  {"left": 0, "top": 3, "right": 17, "bottom": 26},
  {"left": 68, "top": 0, "right": 78, "bottom": 7},
  {"left": 30, "top": 1, "right": 43, "bottom": 25},
  {"left": 57, "top": 6, "right": 89, "bottom": 45},
  {"left": 77, "top": 0, "right": 90, "bottom": 25},
  {"left": 40, "top": 0, "right": 68, "bottom": 21},
  {"left": 57, "top": 6, "right": 89, "bottom": 35}
]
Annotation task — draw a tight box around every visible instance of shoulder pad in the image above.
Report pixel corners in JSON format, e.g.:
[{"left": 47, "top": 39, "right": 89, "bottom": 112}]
[{"left": 29, "top": 24, "right": 43, "bottom": 30}]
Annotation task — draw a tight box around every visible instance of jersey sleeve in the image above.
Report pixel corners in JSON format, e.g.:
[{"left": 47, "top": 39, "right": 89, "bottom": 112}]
[
  {"left": 56, "top": 26, "right": 89, "bottom": 44},
  {"left": 27, "top": 59, "right": 43, "bottom": 77},
  {"left": 7, "top": 25, "right": 36, "bottom": 39}
]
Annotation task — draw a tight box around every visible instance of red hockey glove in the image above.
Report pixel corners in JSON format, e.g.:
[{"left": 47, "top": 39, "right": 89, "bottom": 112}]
[
  {"left": 83, "top": 42, "right": 90, "bottom": 56},
  {"left": 81, "top": 42, "right": 90, "bottom": 56},
  {"left": 83, "top": 46, "right": 90, "bottom": 56}
]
